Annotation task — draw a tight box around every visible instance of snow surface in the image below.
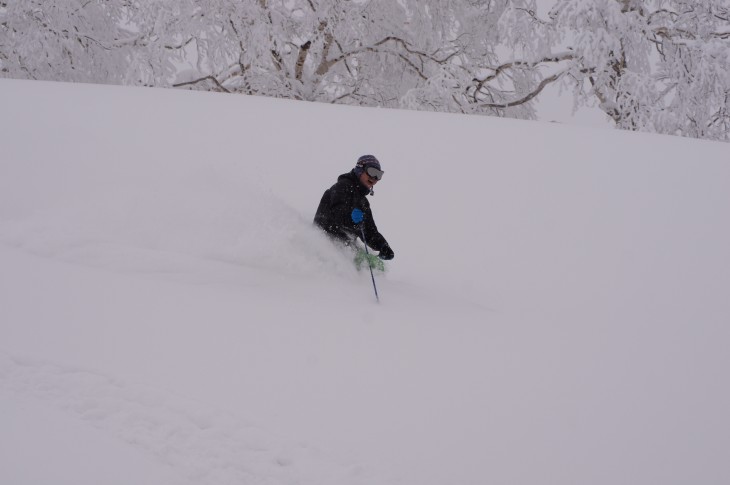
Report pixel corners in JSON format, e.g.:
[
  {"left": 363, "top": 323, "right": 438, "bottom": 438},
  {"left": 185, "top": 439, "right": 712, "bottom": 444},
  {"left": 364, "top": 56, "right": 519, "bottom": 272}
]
[{"left": 1, "top": 78, "right": 730, "bottom": 485}]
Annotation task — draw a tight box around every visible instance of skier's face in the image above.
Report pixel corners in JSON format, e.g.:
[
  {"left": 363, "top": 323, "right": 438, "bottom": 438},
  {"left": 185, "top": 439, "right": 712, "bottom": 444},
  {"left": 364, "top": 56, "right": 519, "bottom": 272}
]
[{"left": 359, "top": 170, "right": 379, "bottom": 190}]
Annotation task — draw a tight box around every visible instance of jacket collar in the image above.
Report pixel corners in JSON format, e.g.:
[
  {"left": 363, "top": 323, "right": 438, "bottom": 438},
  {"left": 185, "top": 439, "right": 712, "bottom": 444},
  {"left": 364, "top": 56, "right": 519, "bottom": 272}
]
[{"left": 340, "top": 170, "right": 371, "bottom": 196}]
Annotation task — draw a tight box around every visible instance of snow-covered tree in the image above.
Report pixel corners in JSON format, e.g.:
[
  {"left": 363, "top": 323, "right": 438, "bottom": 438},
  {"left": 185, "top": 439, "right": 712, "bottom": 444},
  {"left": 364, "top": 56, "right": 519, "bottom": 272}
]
[
  {"left": 0, "top": 0, "right": 138, "bottom": 83},
  {"left": 542, "top": 0, "right": 730, "bottom": 141},
  {"left": 400, "top": 0, "right": 547, "bottom": 119},
  {"left": 0, "top": 0, "right": 586, "bottom": 121},
  {"left": 166, "top": 0, "right": 541, "bottom": 119},
  {"left": 650, "top": 0, "right": 730, "bottom": 140},
  {"left": 2, "top": 0, "right": 729, "bottom": 141}
]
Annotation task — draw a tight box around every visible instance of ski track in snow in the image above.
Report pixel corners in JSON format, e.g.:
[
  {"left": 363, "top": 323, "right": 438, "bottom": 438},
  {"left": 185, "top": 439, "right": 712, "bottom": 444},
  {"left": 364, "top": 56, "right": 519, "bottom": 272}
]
[{"left": 0, "top": 352, "right": 388, "bottom": 485}]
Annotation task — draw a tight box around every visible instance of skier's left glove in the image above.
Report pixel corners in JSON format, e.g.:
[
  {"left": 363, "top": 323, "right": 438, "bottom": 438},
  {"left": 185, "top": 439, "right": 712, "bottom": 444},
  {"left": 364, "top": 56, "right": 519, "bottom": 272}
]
[
  {"left": 351, "top": 208, "right": 364, "bottom": 224},
  {"left": 378, "top": 244, "right": 394, "bottom": 260}
]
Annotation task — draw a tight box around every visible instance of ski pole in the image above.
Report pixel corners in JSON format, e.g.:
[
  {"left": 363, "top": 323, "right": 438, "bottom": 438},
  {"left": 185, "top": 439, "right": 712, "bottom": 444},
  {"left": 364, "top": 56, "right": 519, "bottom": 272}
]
[{"left": 359, "top": 224, "right": 380, "bottom": 303}]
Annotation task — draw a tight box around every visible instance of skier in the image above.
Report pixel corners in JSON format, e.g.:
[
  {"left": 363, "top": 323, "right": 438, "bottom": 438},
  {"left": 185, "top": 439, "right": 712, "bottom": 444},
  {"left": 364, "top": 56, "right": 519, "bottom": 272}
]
[{"left": 314, "top": 154, "right": 395, "bottom": 262}]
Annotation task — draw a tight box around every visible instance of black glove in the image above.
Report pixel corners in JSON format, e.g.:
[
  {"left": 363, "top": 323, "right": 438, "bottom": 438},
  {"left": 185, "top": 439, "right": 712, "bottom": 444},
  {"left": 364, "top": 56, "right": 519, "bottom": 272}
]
[{"left": 378, "top": 244, "right": 394, "bottom": 260}]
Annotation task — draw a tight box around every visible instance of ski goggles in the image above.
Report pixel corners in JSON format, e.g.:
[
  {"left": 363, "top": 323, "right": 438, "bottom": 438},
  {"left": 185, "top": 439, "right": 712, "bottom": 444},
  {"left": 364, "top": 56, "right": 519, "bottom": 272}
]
[{"left": 365, "top": 166, "right": 384, "bottom": 180}]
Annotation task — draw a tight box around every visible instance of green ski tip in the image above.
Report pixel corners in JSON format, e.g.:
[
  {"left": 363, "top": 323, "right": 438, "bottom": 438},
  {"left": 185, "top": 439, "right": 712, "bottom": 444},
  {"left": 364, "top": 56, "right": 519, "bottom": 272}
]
[{"left": 354, "top": 249, "right": 385, "bottom": 272}]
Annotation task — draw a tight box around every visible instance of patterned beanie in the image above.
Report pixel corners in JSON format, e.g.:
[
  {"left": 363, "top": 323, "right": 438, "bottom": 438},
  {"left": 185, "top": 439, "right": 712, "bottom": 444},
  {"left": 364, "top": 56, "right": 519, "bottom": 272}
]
[{"left": 354, "top": 154, "right": 382, "bottom": 175}]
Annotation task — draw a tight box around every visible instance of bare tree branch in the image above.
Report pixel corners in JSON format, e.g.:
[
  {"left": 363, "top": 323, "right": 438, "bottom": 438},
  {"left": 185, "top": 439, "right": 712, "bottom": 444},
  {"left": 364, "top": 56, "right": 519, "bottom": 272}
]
[
  {"left": 472, "top": 52, "right": 575, "bottom": 104},
  {"left": 164, "top": 37, "right": 196, "bottom": 50},
  {"left": 478, "top": 71, "right": 565, "bottom": 109},
  {"left": 172, "top": 75, "right": 231, "bottom": 93}
]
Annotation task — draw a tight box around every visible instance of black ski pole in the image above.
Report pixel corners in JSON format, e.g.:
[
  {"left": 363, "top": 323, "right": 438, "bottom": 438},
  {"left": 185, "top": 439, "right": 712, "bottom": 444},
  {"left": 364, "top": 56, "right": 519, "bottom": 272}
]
[{"left": 358, "top": 224, "right": 380, "bottom": 303}]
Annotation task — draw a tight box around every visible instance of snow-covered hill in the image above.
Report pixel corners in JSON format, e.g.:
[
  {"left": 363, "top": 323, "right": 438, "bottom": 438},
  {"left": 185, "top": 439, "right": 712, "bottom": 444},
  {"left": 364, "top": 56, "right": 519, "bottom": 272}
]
[{"left": 1, "top": 78, "right": 729, "bottom": 485}]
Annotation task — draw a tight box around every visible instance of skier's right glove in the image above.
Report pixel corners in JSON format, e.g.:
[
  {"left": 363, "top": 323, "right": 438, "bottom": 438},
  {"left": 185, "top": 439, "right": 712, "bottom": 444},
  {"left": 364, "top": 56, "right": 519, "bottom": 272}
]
[
  {"left": 378, "top": 244, "right": 394, "bottom": 260},
  {"left": 351, "top": 208, "right": 364, "bottom": 224}
]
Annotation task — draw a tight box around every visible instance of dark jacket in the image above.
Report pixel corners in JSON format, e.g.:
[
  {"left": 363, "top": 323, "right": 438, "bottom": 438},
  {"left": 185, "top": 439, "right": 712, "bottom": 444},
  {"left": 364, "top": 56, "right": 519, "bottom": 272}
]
[{"left": 314, "top": 171, "right": 390, "bottom": 253}]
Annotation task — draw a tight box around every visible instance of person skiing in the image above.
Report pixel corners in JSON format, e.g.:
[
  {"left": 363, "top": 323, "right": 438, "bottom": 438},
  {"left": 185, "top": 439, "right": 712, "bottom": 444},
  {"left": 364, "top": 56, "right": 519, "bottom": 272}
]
[{"left": 314, "top": 154, "right": 395, "bottom": 261}]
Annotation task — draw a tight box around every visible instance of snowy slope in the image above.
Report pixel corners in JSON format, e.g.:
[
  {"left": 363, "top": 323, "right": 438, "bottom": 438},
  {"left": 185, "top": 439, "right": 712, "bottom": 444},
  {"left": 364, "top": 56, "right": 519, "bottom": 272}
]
[{"left": 1, "top": 78, "right": 729, "bottom": 485}]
